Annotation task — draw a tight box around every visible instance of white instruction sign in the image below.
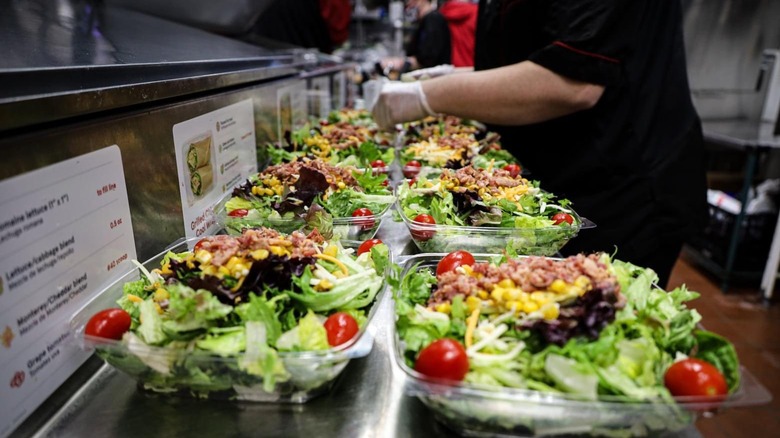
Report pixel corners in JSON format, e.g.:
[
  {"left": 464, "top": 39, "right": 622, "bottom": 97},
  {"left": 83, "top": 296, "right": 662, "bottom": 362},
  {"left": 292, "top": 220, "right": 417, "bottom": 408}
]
[
  {"left": 0, "top": 145, "right": 136, "bottom": 437},
  {"left": 173, "top": 99, "right": 257, "bottom": 238}
]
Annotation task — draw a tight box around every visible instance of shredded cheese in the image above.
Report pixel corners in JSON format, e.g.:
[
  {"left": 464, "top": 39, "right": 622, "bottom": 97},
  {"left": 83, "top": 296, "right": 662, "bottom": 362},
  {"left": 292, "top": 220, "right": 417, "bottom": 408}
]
[
  {"left": 465, "top": 307, "right": 481, "bottom": 348},
  {"left": 314, "top": 253, "right": 349, "bottom": 276}
]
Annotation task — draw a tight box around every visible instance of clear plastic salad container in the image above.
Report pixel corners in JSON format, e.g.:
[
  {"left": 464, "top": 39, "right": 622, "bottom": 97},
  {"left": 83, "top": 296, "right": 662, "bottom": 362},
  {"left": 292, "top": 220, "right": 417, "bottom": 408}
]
[
  {"left": 399, "top": 209, "right": 592, "bottom": 255},
  {"left": 69, "top": 238, "right": 388, "bottom": 403},
  {"left": 215, "top": 193, "right": 392, "bottom": 243},
  {"left": 392, "top": 254, "right": 773, "bottom": 437},
  {"left": 332, "top": 202, "right": 392, "bottom": 244}
]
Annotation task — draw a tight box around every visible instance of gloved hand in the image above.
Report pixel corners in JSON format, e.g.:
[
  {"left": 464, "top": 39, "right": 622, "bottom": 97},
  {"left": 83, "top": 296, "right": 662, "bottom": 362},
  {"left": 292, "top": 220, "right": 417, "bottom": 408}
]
[
  {"left": 401, "top": 64, "right": 455, "bottom": 82},
  {"left": 371, "top": 81, "right": 439, "bottom": 131}
]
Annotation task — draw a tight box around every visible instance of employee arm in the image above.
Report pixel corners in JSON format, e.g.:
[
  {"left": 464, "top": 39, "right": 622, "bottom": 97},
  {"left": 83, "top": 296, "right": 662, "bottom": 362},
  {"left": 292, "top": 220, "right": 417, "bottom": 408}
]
[{"left": 422, "top": 61, "right": 604, "bottom": 125}]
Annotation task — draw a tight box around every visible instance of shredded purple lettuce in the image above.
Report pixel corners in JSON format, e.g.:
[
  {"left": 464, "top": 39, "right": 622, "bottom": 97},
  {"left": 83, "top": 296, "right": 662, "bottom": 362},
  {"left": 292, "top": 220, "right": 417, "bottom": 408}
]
[{"left": 166, "top": 255, "right": 316, "bottom": 305}]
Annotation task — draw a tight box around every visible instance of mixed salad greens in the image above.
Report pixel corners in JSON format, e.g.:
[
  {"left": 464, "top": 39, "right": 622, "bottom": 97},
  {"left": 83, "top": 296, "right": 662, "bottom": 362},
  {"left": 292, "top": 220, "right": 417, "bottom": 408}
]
[
  {"left": 393, "top": 252, "right": 740, "bottom": 435},
  {"left": 397, "top": 166, "right": 579, "bottom": 254},
  {"left": 222, "top": 159, "right": 394, "bottom": 239},
  {"left": 268, "top": 108, "right": 394, "bottom": 168},
  {"left": 87, "top": 228, "right": 390, "bottom": 398},
  {"left": 401, "top": 116, "right": 521, "bottom": 174}
]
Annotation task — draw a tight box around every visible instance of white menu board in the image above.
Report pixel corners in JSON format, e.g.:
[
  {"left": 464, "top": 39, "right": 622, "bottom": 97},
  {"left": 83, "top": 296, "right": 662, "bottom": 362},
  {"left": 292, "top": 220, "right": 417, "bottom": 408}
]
[
  {"left": 172, "top": 99, "right": 257, "bottom": 238},
  {"left": 0, "top": 145, "right": 136, "bottom": 437}
]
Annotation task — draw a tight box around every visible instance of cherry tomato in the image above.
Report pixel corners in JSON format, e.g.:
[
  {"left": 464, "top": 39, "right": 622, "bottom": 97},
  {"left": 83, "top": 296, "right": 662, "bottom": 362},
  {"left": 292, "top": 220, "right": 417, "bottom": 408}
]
[
  {"left": 664, "top": 358, "right": 728, "bottom": 398},
  {"left": 357, "top": 238, "right": 383, "bottom": 256},
  {"left": 324, "top": 312, "right": 359, "bottom": 346},
  {"left": 502, "top": 163, "right": 522, "bottom": 178},
  {"left": 403, "top": 160, "right": 422, "bottom": 178},
  {"left": 352, "top": 207, "right": 375, "bottom": 231},
  {"left": 436, "top": 250, "right": 476, "bottom": 276},
  {"left": 408, "top": 177, "right": 418, "bottom": 187},
  {"left": 194, "top": 238, "right": 208, "bottom": 251},
  {"left": 411, "top": 214, "right": 436, "bottom": 241},
  {"left": 227, "top": 209, "right": 249, "bottom": 217},
  {"left": 551, "top": 212, "right": 574, "bottom": 225},
  {"left": 85, "top": 308, "right": 132, "bottom": 340},
  {"left": 414, "top": 338, "right": 469, "bottom": 381},
  {"left": 381, "top": 179, "right": 389, "bottom": 187},
  {"left": 370, "top": 160, "right": 387, "bottom": 174}
]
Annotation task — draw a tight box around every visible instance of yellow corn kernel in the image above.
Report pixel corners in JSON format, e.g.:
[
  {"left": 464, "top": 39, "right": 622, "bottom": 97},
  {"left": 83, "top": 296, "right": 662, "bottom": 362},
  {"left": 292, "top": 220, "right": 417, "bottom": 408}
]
[
  {"left": 542, "top": 303, "right": 560, "bottom": 320},
  {"left": 435, "top": 303, "right": 451, "bottom": 314},
  {"left": 274, "top": 186, "right": 284, "bottom": 196},
  {"left": 324, "top": 245, "right": 339, "bottom": 257},
  {"left": 522, "top": 301, "right": 540, "bottom": 314},
  {"left": 477, "top": 290, "right": 488, "bottom": 299},
  {"left": 503, "top": 288, "right": 522, "bottom": 301},
  {"left": 574, "top": 276, "right": 590, "bottom": 288},
  {"left": 337, "top": 181, "right": 346, "bottom": 190},
  {"left": 466, "top": 296, "right": 482, "bottom": 312},
  {"left": 505, "top": 300, "right": 520, "bottom": 313},
  {"left": 251, "top": 249, "right": 269, "bottom": 260},
  {"left": 491, "top": 287, "right": 505, "bottom": 303},
  {"left": 194, "top": 250, "right": 212, "bottom": 265},
  {"left": 251, "top": 185, "right": 262, "bottom": 195},
  {"left": 316, "top": 279, "right": 333, "bottom": 291},
  {"left": 549, "top": 279, "right": 567, "bottom": 294},
  {"left": 269, "top": 246, "right": 287, "bottom": 256},
  {"left": 498, "top": 278, "right": 516, "bottom": 289},
  {"left": 153, "top": 288, "right": 169, "bottom": 302},
  {"left": 225, "top": 257, "right": 240, "bottom": 271},
  {"left": 218, "top": 266, "right": 231, "bottom": 277},
  {"left": 461, "top": 265, "right": 474, "bottom": 276},
  {"left": 232, "top": 263, "right": 248, "bottom": 276},
  {"left": 127, "top": 294, "right": 143, "bottom": 303},
  {"left": 202, "top": 265, "right": 217, "bottom": 276},
  {"left": 155, "top": 303, "right": 164, "bottom": 314}
]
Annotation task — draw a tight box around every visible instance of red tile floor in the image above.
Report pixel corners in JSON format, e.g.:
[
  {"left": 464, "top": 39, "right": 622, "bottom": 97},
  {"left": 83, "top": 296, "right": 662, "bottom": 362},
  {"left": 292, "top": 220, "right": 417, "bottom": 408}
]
[{"left": 668, "top": 256, "right": 780, "bottom": 438}]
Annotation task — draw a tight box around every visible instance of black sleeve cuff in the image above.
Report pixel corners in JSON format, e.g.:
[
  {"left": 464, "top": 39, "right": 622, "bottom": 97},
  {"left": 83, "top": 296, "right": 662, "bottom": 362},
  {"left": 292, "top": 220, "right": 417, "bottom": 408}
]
[{"left": 528, "top": 42, "right": 622, "bottom": 86}]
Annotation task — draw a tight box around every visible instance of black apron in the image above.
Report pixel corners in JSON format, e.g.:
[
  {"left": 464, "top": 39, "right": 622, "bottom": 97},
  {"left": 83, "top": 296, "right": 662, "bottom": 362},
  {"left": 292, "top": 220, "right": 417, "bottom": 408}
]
[{"left": 474, "top": 0, "right": 707, "bottom": 281}]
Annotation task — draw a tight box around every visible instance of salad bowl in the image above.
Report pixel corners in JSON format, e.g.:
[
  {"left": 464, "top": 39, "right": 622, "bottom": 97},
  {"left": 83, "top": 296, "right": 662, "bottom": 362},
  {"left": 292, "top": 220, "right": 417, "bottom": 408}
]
[
  {"left": 391, "top": 253, "right": 771, "bottom": 437},
  {"left": 216, "top": 159, "right": 395, "bottom": 242},
  {"left": 70, "top": 232, "right": 391, "bottom": 403},
  {"left": 400, "top": 209, "right": 588, "bottom": 255},
  {"left": 396, "top": 167, "right": 591, "bottom": 255}
]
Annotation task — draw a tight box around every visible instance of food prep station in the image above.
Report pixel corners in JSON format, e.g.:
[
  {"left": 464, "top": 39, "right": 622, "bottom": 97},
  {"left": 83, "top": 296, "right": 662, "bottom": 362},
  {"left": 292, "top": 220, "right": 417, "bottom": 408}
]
[{"left": 0, "top": 1, "right": 774, "bottom": 438}]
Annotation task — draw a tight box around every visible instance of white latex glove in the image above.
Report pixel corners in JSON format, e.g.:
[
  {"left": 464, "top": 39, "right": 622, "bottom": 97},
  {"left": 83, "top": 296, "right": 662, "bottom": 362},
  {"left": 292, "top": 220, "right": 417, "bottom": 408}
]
[
  {"left": 401, "top": 64, "right": 455, "bottom": 82},
  {"left": 371, "top": 81, "right": 438, "bottom": 131}
]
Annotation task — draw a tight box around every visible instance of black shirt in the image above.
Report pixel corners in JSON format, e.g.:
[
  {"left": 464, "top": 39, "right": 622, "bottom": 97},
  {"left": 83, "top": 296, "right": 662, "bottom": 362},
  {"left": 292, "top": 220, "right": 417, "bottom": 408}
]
[
  {"left": 408, "top": 11, "right": 452, "bottom": 68},
  {"left": 473, "top": 0, "right": 707, "bottom": 271}
]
